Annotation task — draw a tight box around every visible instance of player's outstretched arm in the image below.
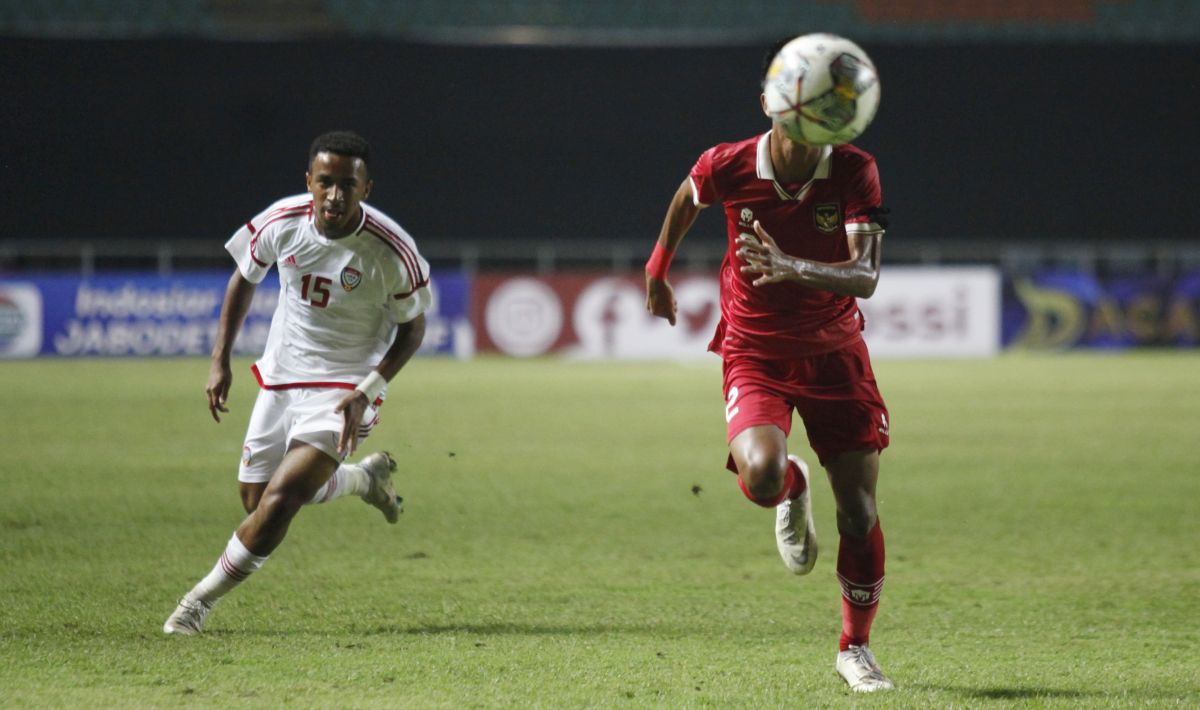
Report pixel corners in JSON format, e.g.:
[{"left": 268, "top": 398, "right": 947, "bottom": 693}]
[
  {"left": 646, "top": 178, "right": 704, "bottom": 326},
  {"left": 207, "top": 270, "right": 258, "bottom": 422},
  {"left": 334, "top": 313, "right": 427, "bottom": 456},
  {"left": 737, "top": 221, "right": 883, "bottom": 298}
]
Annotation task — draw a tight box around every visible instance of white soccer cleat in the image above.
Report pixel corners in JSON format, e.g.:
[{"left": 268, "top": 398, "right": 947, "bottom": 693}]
[
  {"left": 775, "top": 455, "right": 818, "bottom": 575},
  {"left": 836, "top": 645, "right": 894, "bottom": 692},
  {"left": 360, "top": 451, "right": 402, "bottom": 524},
  {"left": 163, "top": 596, "right": 213, "bottom": 636}
]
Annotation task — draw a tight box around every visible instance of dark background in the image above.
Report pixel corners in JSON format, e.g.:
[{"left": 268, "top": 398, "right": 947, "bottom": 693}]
[{"left": 3, "top": 38, "right": 1197, "bottom": 246}]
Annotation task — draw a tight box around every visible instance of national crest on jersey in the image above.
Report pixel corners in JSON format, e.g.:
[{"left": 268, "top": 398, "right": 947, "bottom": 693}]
[
  {"left": 340, "top": 266, "right": 363, "bottom": 292},
  {"left": 814, "top": 203, "right": 841, "bottom": 232}
]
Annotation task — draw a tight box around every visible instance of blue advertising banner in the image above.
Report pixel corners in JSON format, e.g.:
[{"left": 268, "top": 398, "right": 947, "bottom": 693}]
[
  {"left": 1003, "top": 271, "right": 1200, "bottom": 349},
  {"left": 0, "top": 271, "right": 471, "bottom": 359}
]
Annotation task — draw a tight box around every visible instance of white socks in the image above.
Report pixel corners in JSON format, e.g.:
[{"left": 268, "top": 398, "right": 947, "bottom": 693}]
[
  {"left": 183, "top": 467, "right": 370, "bottom": 607},
  {"left": 187, "top": 533, "right": 269, "bottom": 605},
  {"left": 306, "top": 464, "right": 371, "bottom": 505}
]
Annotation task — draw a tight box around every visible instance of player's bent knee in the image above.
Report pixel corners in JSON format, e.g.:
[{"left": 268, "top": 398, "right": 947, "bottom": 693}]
[{"left": 740, "top": 453, "right": 789, "bottom": 501}]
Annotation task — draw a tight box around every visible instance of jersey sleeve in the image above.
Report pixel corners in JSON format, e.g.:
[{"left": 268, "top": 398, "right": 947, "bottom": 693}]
[
  {"left": 224, "top": 220, "right": 278, "bottom": 283},
  {"left": 386, "top": 248, "right": 433, "bottom": 324},
  {"left": 844, "top": 158, "right": 887, "bottom": 238},
  {"left": 688, "top": 147, "right": 722, "bottom": 207}
]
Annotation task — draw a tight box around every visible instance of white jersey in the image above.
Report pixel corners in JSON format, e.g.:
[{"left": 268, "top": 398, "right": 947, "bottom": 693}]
[{"left": 225, "top": 194, "right": 432, "bottom": 391}]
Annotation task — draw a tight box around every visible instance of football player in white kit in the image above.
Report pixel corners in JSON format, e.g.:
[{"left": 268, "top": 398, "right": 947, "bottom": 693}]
[{"left": 164, "top": 131, "right": 432, "bottom": 635}]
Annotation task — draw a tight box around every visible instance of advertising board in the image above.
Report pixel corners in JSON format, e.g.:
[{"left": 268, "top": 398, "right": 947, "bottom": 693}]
[
  {"left": 0, "top": 271, "right": 472, "bottom": 359},
  {"left": 472, "top": 267, "right": 1003, "bottom": 359}
]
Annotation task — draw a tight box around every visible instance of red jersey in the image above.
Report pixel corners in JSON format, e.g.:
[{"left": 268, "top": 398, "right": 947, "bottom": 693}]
[{"left": 689, "top": 133, "right": 885, "bottom": 359}]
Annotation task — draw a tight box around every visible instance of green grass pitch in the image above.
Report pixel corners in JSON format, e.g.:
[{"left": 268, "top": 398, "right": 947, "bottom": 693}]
[{"left": 1, "top": 353, "right": 1198, "bottom": 708}]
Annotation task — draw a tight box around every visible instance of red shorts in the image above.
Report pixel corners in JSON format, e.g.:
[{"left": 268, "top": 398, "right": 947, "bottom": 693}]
[{"left": 722, "top": 338, "right": 890, "bottom": 467}]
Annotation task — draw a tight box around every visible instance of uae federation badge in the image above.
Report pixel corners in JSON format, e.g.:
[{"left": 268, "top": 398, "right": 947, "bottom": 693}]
[
  {"left": 814, "top": 203, "right": 841, "bottom": 233},
  {"left": 340, "top": 266, "right": 363, "bottom": 292}
]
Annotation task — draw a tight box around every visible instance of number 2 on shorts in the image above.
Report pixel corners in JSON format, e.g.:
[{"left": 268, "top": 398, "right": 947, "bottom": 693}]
[{"left": 725, "top": 386, "right": 740, "bottom": 423}]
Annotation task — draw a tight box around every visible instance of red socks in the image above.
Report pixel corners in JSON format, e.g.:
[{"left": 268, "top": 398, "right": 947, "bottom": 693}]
[
  {"left": 837, "top": 519, "right": 885, "bottom": 651},
  {"left": 735, "top": 460, "right": 884, "bottom": 652},
  {"left": 736, "top": 458, "right": 806, "bottom": 508}
]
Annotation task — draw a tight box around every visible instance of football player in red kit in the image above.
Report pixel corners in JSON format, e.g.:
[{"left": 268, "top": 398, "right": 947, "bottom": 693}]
[{"left": 645, "top": 42, "right": 893, "bottom": 692}]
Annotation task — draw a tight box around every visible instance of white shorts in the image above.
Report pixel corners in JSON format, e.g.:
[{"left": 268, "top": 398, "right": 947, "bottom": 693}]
[{"left": 238, "top": 387, "right": 381, "bottom": 484}]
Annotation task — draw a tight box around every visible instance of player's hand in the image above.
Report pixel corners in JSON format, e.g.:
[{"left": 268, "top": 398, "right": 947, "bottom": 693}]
[
  {"left": 737, "top": 221, "right": 800, "bottom": 287},
  {"left": 206, "top": 360, "right": 233, "bottom": 423},
  {"left": 645, "top": 274, "right": 677, "bottom": 326},
  {"left": 334, "top": 390, "right": 370, "bottom": 457}
]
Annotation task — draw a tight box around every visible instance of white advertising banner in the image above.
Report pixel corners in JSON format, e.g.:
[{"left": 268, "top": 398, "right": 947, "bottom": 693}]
[
  {"left": 860, "top": 266, "right": 1001, "bottom": 358},
  {"left": 474, "top": 267, "right": 1001, "bottom": 360}
]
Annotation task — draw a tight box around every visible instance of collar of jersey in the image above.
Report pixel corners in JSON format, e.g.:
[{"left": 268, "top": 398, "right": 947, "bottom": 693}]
[
  {"left": 755, "top": 132, "right": 831, "bottom": 202},
  {"left": 307, "top": 203, "right": 368, "bottom": 241}
]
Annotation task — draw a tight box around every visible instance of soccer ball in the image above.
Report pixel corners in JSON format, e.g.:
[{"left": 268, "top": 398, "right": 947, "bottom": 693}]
[{"left": 762, "top": 33, "right": 881, "bottom": 145}]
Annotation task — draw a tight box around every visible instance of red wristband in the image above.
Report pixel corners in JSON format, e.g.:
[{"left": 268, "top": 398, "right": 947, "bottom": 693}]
[{"left": 645, "top": 242, "right": 675, "bottom": 280}]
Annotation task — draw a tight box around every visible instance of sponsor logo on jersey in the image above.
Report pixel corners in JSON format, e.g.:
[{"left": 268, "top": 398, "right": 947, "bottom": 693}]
[
  {"left": 815, "top": 203, "right": 841, "bottom": 232},
  {"left": 340, "top": 266, "right": 363, "bottom": 292},
  {"left": 739, "top": 208, "right": 754, "bottom": 226},
  {"left": 281, "top": 254, "right": 298, "bottom": 268}
]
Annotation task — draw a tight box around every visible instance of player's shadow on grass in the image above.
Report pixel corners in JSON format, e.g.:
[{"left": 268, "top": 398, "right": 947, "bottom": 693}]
[
  {"left": 370, "top": 622, "right": 673, "bottom": 637},
  {"left": 967, "top": 688, "right": 1091, "bottom": 700},
  {"left": 917, "top": 684, "right": 1106, "bottom": 701}
]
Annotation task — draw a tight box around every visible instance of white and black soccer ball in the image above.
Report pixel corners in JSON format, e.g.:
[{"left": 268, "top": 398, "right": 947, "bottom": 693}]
[{"left": 762, "top": 33, "right": 881, "bottom": 146}]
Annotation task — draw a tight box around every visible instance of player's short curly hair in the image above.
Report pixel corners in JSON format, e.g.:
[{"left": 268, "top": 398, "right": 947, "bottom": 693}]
[
  {"left": 308, "top": 131, "right": 371, "bottom": 170},
  {"left": 761, "top": 36, "right": 795, "bottom": 87}
]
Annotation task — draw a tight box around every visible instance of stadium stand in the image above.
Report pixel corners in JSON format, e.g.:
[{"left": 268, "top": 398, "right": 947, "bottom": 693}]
[
  {"left": 2, "top": 0, "right": 1196, "bottom": 277},
  {"left": 3, "top": 0, "right": 1199, "bottom": 41},
  {"left": 0, "top": 0, "right": 216, "bottom": 37}
]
